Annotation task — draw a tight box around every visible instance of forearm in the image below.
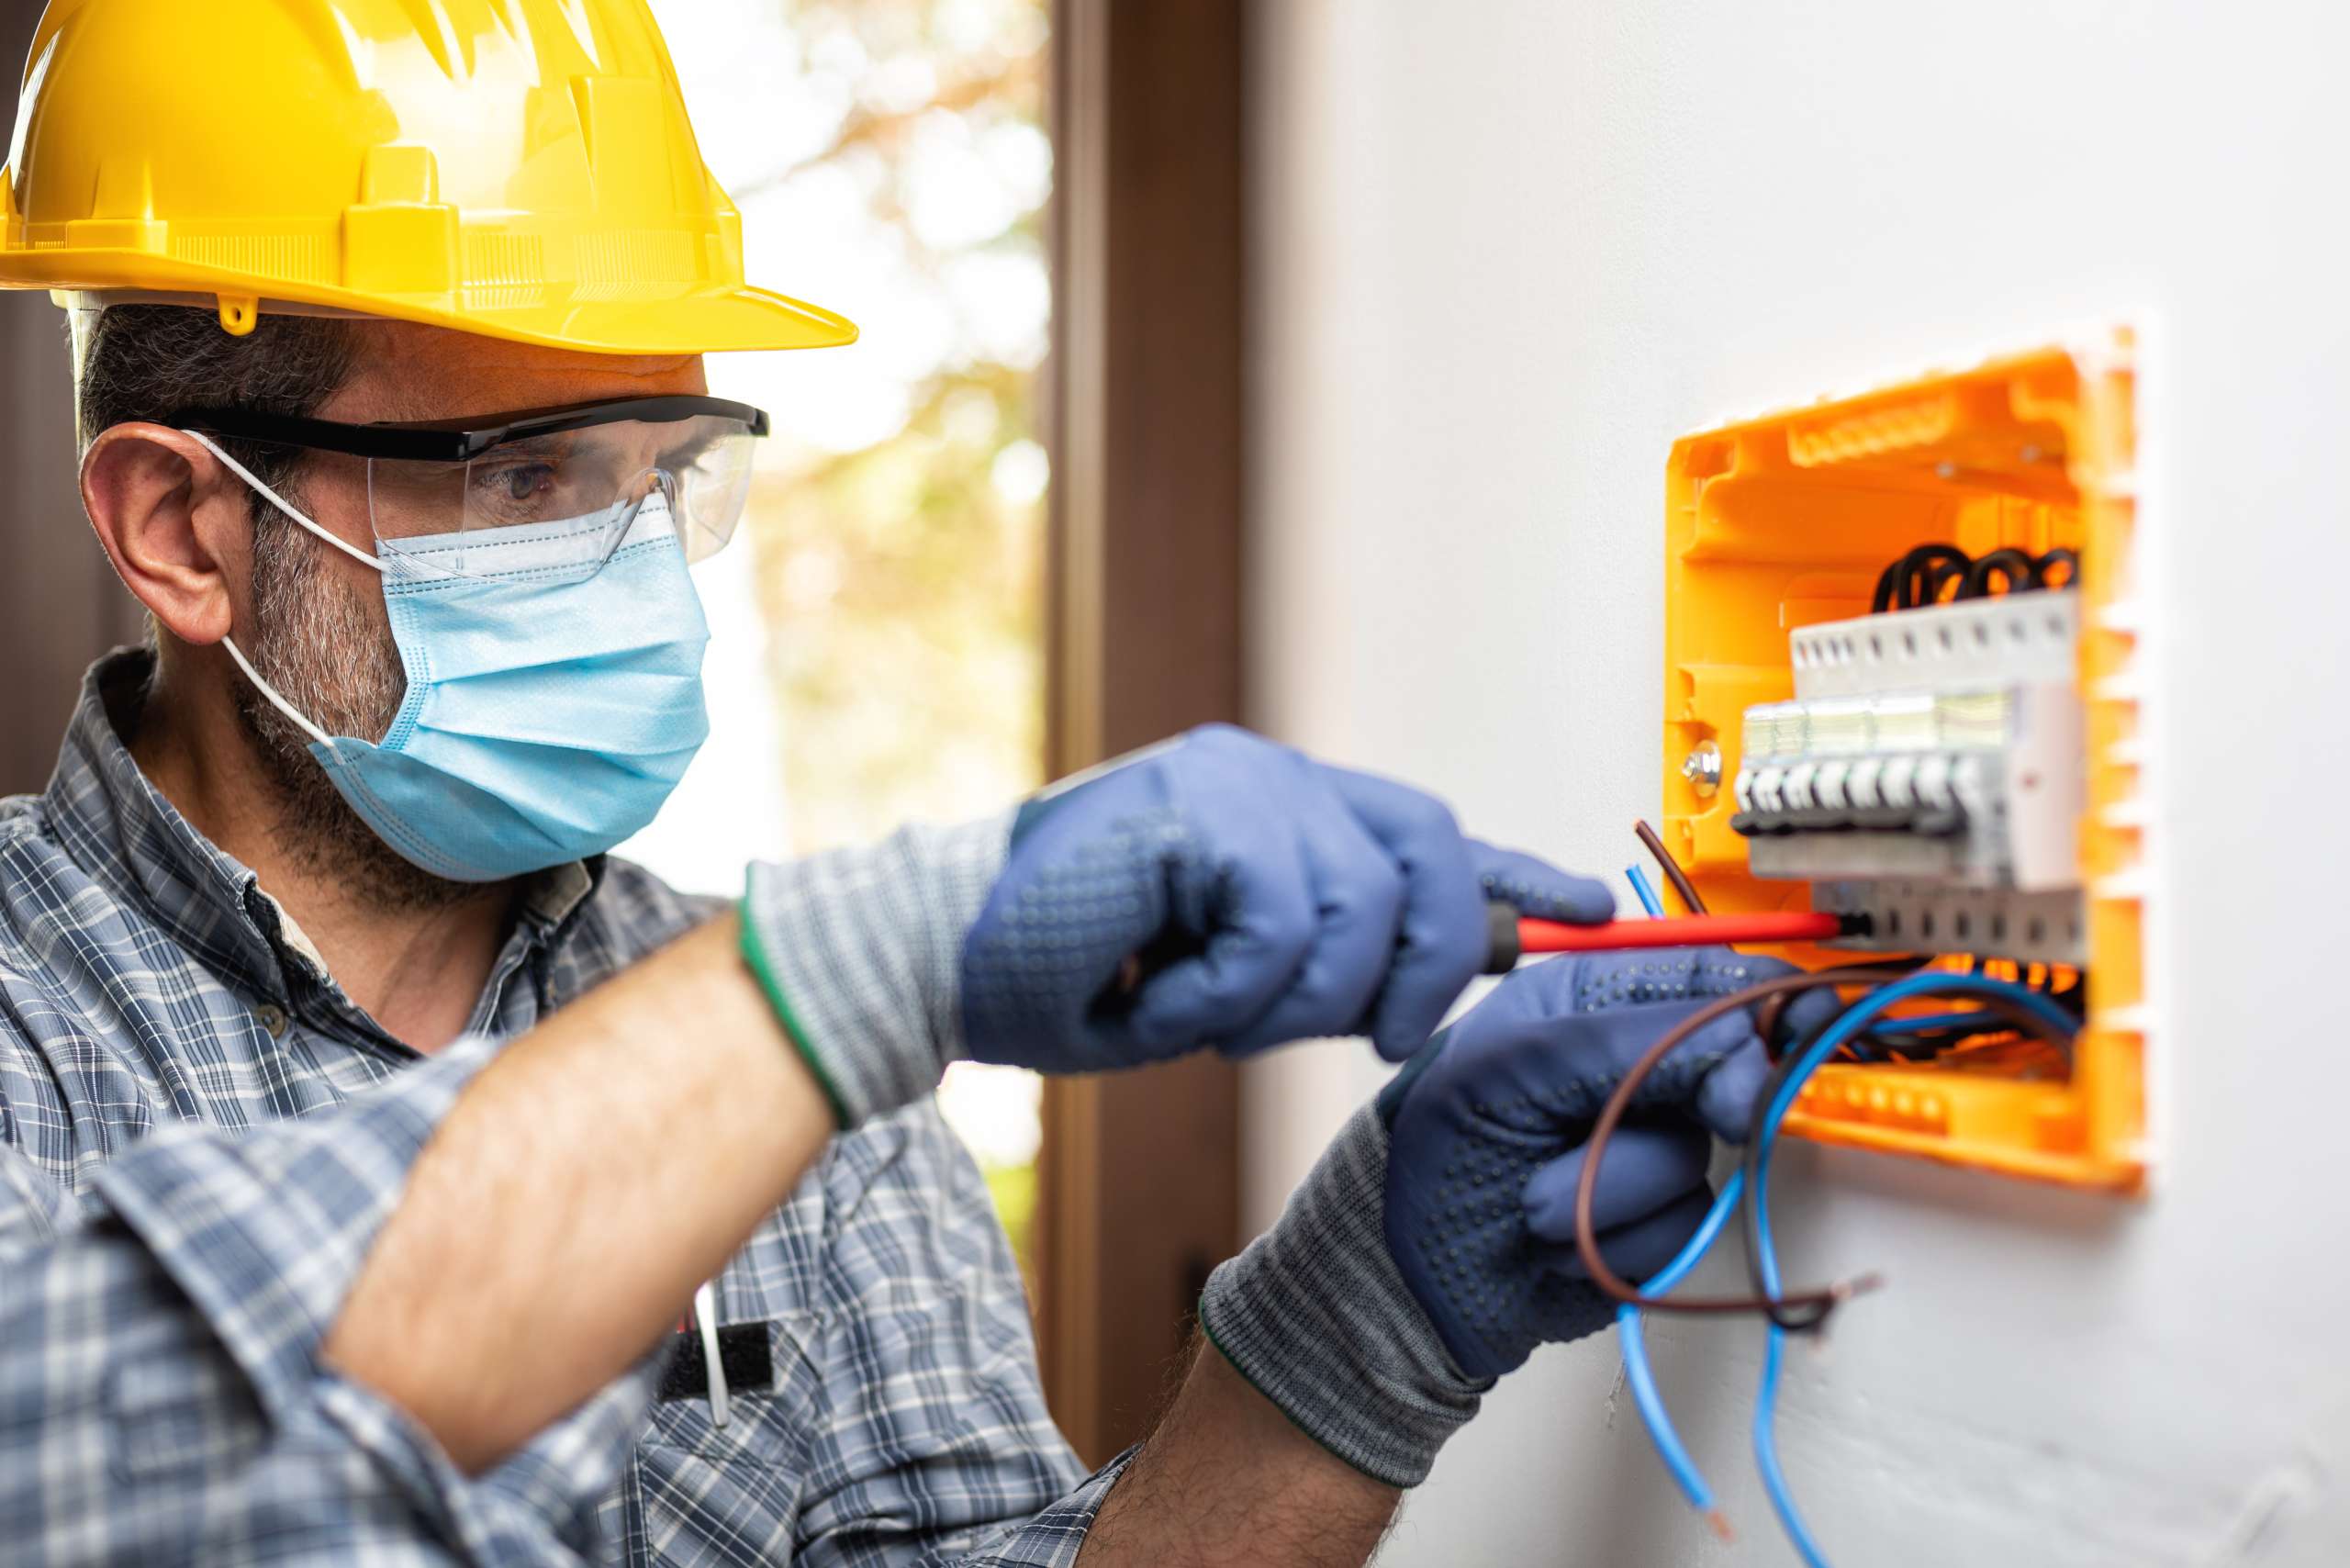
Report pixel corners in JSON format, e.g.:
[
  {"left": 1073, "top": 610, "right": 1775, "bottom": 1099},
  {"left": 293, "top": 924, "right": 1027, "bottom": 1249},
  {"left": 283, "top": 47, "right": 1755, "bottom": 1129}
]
[
  {"left": 1, "top": 1023, "right": 698, "bottom": 1564},
  {"left": 325, "top": 913, "right": 834, "bottom": 1472},
  {"left": 1077, "top": 1341, "right": 1398, "bottom": 1568}
]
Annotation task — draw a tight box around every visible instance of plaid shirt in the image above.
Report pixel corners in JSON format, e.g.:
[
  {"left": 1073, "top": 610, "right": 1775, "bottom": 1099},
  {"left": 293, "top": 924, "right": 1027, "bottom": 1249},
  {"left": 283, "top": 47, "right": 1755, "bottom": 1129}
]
[{"left": 0, "top": 652, "right": 1121, "bottom": 1566}]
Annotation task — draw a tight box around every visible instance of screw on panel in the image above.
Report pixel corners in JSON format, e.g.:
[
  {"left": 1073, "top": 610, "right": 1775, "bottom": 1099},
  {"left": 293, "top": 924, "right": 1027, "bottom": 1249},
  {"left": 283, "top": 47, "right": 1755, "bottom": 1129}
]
[{"left": 1680, "top": 740, "right": 1721, "bottom": 798}]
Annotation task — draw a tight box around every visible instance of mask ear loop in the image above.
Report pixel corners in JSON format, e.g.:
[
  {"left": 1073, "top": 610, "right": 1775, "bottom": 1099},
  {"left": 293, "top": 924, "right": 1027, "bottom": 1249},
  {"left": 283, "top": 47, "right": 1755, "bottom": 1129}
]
[
  {"left": 218, "top": 636, "right": 334, "bottom": 748},
  {"left": 182, "top": 430, "right": 388, "bottom": 575},
  {"left": 181, "top": 429, "right": 387, "bottom": 752}
]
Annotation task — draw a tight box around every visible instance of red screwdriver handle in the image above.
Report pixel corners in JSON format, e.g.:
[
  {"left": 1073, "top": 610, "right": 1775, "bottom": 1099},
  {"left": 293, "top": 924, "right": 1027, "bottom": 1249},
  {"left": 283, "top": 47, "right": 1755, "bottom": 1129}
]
[{"left": 1483, "top": 906, "right": 1851, "bottom": 971}]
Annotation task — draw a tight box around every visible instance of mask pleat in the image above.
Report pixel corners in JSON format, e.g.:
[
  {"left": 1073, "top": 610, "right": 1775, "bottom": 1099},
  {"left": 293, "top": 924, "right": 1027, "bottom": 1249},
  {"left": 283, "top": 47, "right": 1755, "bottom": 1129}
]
[
  {"left": 303, "top": 509, "right": 714, "bottom": 879},
  {"left": 411, "top": 670, "right": 711, "bottom": 760}
]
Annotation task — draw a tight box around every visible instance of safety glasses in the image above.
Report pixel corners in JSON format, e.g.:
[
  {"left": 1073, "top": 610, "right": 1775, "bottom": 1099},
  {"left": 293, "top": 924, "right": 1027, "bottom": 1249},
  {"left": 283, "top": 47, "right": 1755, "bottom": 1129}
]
[{"left": 173, "top": 394, "right": 767, "bottom": 584}]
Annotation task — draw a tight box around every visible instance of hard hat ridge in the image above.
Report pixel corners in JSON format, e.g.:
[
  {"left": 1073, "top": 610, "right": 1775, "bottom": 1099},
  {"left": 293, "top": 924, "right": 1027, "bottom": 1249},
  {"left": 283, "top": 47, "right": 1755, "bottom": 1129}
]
[{"left": 0, "top": 0, "right": 855, "bottom": 354}]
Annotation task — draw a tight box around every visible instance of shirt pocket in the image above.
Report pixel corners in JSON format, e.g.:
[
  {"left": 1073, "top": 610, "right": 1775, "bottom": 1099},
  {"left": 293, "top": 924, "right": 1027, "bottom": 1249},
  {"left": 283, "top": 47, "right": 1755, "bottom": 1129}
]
[
  {"left": 622, "top": 1316, "right": 818, "bottom": 1568},
  {"left": 107, "top": 1346, "right": 266, "bottom": 1486}
]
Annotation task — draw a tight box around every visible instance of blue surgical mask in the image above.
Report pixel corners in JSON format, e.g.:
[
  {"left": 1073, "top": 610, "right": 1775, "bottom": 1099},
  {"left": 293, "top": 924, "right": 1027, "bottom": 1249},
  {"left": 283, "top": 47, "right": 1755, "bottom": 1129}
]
[{"left": 197, "top": 433, "right": 711, "bottom": 882}]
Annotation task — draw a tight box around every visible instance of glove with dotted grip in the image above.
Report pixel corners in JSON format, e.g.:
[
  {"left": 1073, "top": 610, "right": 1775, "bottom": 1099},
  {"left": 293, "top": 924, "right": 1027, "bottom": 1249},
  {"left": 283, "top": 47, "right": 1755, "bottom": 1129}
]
[
  {"left": 1378, "top": 946, "right": 1838, "bottom": 1379},
  {"left": 740, "top": 723, "right": 1612, "bottom": 1129},
  {"left": 958, "top": 723, "right": 1612, "bottom": 1073},
  {"left": 1195, "top": 946, "right": 1837, "bottom": 1488}
]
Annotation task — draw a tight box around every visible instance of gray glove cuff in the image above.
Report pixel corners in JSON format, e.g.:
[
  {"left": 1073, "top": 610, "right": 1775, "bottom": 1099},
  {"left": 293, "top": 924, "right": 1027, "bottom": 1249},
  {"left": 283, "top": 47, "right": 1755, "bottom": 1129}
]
[
  {"left": 1198, "top": 1104, "right": 1489, "bottom": 1489},
  {"left": 741, "top": 812, "right": 1012, "bottom": 1127}
]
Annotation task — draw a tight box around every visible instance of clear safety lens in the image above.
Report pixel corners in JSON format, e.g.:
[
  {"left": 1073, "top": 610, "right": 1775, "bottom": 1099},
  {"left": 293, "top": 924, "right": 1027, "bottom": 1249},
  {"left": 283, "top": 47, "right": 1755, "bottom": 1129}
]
[{"left": 367, "top": 414, "right": 758, "bottom": 582}]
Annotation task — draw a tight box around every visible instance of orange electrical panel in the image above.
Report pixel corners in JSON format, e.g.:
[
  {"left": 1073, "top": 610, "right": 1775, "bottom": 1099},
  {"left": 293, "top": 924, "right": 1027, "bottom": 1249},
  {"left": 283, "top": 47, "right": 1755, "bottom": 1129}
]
[{"left": 1661, "top": 335, "right": 2147, "bottom": 1191}]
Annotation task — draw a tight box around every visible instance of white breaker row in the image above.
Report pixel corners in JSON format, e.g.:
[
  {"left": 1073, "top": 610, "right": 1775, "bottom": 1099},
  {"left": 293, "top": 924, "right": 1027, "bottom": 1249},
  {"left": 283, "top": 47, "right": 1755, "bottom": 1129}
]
[{"left": 1731, "top": 588, "right": 2086, "bottom": 966}]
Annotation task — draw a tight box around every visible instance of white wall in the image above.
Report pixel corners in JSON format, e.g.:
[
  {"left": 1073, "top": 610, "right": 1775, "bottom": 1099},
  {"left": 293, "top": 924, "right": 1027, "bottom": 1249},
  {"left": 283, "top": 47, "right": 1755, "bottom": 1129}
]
[{"left": 1242, "top": 5, "right": 2350, "bottom": 1564}]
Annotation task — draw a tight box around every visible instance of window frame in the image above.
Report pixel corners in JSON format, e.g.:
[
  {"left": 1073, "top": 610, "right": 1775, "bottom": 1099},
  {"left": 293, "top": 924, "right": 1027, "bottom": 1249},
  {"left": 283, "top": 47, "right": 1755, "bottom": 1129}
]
[{"left": 1035, "top": 0, "right": 1249, "bottom": 1466}]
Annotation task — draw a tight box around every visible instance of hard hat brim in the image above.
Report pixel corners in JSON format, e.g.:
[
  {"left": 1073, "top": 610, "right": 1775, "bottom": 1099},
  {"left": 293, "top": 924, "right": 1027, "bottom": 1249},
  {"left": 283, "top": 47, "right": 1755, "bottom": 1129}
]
[
  {"left": 6, "top": 249, "right": 857, "bottom": 355},
  {"left": 519, "top": 282, "right": 861, "bottom": 356}
]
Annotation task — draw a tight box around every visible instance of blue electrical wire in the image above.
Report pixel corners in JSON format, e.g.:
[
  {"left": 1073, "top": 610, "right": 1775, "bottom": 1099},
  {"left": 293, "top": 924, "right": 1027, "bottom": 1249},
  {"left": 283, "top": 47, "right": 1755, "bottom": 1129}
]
[
  {"left": 1746, "top": 975, "right": 2078, "bottom": 1567},
  {"left": 1626, "top": 864, "right": 1667, "bottom": 919},
  {"left": 1609, "top": 866, "right": 2073, "bottom": 1545},
  {"left": 1613, "top": 973, "right": 2074, "bottom": 1551},
  {"left": 1616, "top": 1174, "right": 1745, "bottom": 1526},
  {"left": 1872, "top": 1010, "right": 1999, "bottom": 1037},
  {"left": 1614, "top": 857, "right": 1732, "bottom": 1523}
]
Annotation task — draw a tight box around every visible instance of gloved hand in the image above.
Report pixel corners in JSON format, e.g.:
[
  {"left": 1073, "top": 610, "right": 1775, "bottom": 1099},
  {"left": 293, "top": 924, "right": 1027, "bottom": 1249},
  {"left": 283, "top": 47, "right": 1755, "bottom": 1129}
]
[
  {"left": 959, "top": 723, "right": 1612, "bottom": 1072},
  {"left": 1377, "top": 947, "right": 1838, "bottom": 1380},
  {"left": 1197, "top": 947, "right": 1840, "bottom": 1488},
  {"left": 737, "top": 722, "right": 1608, "bottom": 1128}
]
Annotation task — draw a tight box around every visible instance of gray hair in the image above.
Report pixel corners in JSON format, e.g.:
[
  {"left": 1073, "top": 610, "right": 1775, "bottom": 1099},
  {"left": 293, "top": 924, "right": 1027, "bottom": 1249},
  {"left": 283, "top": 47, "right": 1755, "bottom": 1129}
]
[
  {"left": 73, "top": 305, "right": 357, "bottom": 515},
  {"left": 75, "top": 307, "right": 442, "bottom": 902}
]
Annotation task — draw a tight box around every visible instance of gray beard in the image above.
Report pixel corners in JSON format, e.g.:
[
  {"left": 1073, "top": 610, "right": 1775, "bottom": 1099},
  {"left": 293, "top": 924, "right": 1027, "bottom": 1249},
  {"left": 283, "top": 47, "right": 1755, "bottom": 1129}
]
[{"left": 230, "top": 504, "right": 485, "bottom": 913}]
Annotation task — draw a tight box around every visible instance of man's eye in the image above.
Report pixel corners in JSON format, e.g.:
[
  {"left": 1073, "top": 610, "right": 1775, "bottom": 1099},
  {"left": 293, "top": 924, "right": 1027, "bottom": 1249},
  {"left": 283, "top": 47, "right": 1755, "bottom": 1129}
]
[{"left": 481, "top": 463, "right": 556, "bottom": 504}]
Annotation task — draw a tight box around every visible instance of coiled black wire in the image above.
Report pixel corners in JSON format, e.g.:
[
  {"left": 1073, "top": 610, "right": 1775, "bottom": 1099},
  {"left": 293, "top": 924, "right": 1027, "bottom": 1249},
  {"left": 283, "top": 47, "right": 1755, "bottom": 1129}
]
[{"left": 1871, "top": 543, "right": 2078, "bottom": 610}]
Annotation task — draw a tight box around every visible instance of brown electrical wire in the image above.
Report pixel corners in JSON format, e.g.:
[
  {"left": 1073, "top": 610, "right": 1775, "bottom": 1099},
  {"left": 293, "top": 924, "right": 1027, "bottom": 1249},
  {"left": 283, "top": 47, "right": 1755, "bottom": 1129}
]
[
  {"left": 1630, "top": 814, "right": 1880, "bottom": 1052},
  {"left": 1615, "top": 757, "right": 2087, "bottom": 1331},
  {"left": 1754, "top": 958, "right": 1921, "bottom": 1059},
  {"left": 1572, "top": 966, "right": 1896, "bottom": 1318},
  {"left": 1737, "top": 981, "right": 2078, "bottom": 1327},
  {"left": 1634, "top": 817, "right": 1707, "bottom": 916},
  {"left": 1598, "top": 823, "right": 2073, "bottom": 1318},
  {"left": 1574, "top": 965, "right": 2082, "bottom": 1325}
]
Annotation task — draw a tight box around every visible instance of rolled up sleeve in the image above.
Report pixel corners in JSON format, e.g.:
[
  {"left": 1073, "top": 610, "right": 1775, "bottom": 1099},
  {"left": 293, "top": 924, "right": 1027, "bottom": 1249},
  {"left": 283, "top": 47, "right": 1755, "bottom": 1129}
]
[
  {"left": 945, "top": 1451, "right": 1136, "bottom": 1567},
  {"left": 0, "top": 1035, "right": 656, "bottom": 1565}
]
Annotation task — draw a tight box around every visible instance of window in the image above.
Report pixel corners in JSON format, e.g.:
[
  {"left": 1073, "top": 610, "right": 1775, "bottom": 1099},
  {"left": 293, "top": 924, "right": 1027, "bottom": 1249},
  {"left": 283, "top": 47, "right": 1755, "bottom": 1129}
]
[{"left": 628, "top": 0, "right": 1053, "bottom": 1275}]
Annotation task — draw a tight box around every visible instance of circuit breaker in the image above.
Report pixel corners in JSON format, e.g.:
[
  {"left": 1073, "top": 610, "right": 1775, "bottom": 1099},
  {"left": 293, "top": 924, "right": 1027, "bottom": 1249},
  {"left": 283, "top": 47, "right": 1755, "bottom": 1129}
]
[
  {"left": 1737, "top": 589, "right": 2085, "bottom": 962},
  {"left": 1661, "top": 336, "right": 2147, "bottom": 1190}
]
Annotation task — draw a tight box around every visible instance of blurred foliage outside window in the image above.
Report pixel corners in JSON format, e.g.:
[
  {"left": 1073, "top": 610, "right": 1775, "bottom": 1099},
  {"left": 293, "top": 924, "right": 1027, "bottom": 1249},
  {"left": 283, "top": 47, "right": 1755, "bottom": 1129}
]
[{"left": 650, "top": 0, "right": 1049, "bottom": 1279}]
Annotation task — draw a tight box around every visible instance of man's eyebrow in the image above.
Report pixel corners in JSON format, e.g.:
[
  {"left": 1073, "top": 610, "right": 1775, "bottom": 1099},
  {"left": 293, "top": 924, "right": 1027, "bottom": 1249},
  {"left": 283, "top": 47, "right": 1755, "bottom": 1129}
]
[
  {"left": 656, "top": 429, "right": 723, "bottom": 465},
  {"left": 479, "top": 430, "right": 579, "bottom": 459}
]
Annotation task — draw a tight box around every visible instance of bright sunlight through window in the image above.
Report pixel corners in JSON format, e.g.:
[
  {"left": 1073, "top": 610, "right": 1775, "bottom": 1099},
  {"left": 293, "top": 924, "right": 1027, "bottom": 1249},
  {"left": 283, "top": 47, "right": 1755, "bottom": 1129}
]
[{"left": 625, "top": 0, "right": 1050, "bottom": 1281}]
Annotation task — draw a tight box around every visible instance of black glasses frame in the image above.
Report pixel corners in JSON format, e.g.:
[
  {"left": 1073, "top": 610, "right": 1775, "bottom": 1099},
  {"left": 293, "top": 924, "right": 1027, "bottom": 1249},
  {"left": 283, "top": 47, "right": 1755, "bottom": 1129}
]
[{"left": 170, "top": 394, "right": 770, "bottom": 465}]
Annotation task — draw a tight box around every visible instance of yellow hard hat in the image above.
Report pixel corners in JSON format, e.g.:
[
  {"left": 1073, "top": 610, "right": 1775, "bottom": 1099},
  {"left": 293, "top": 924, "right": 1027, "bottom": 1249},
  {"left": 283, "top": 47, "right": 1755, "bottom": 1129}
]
[{"left": 0, "top": 0, "right": 856, "bottom": 354}]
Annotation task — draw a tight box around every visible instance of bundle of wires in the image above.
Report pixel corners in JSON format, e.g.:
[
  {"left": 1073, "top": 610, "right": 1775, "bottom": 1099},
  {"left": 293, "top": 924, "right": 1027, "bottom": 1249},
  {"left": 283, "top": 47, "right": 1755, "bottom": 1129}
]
[
  {"left": 1870, "top": 542, "right": 2077, "bottom": 612},
  {"left": 1598, "top": 829, "right": 2081, "bottom": 1562}
]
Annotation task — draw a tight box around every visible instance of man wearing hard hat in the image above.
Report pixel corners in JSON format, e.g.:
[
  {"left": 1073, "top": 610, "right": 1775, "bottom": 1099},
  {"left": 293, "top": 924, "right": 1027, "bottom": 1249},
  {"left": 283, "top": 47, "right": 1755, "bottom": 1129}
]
[{"left": 0, "top": 4, "right": 1811, "bottom": 1563}]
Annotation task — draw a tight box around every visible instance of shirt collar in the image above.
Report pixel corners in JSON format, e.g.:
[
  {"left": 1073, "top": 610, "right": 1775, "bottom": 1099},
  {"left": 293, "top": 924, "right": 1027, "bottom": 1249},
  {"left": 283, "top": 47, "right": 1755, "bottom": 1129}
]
[{"left": 42, "top": 648, "right": 599, "bottom": 1005}]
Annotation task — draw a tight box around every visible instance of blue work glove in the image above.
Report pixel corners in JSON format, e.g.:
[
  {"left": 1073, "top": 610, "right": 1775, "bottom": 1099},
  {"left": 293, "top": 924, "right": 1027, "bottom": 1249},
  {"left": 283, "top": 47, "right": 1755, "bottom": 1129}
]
[
  {"left": 1198, "top": 947, "right": 1839, "bottom": 1487},
  {"left": 958, "top": 724, "right": 1612, "bottom": 1071},
  {"left": 1378, "top": 947, "right": 1837, "bottom": 1380}
]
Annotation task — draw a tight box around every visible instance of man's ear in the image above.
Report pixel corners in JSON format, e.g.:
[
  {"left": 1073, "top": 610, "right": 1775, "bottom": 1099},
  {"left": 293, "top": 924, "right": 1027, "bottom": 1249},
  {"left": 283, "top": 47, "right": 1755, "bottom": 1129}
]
[{"left": 81, "top": 424, "right": 253, "bottom": 647}]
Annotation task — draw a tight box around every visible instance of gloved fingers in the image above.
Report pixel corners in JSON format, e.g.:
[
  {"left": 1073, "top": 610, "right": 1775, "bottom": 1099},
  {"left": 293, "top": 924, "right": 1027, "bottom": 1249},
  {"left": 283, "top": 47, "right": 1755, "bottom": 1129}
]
[
  {"left": 1693, "top": 982, "right": 1846, "bottom": 1140},
  {"left": 1315, "top": 764, "right": 1487, "bottom": 1062},
  {"left": 1692, "top": 1035, "right": 1772, "bottom": 1143},
  {"left": 1441, "top": 980, "right": 1795, "bottom": 1137},
  {"left": 1564, "top": 947, "right": 1807, "bottom": 1016},
  {"left": 1449, "top": 948, "right": 1790, "bottom": 1050},
  {"left": 1545, "top": 1186, "right": 1718, "bottom": 1283},
  {"left": 1520, "top": 1120, "right": 1712, "bottom": 1241},
  {"left": 1459, "top": 950, "right": 1830, "bottom": 1137},
  {"left": 1217, "top": 778, "right": 1407, "bottom": 1057},
  {"left": 1469, "top": 840, "right": 1615, "bottom": 925},
  {"left": 1605, "top": 999, "right": 1792, "bottom": 1138},
  {"left": 1123, "top": 817, "right": 1318, "bottom": 1052},
  {"left": 1774, "top": 981, "right": 1849, "bottom": 1048}
]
